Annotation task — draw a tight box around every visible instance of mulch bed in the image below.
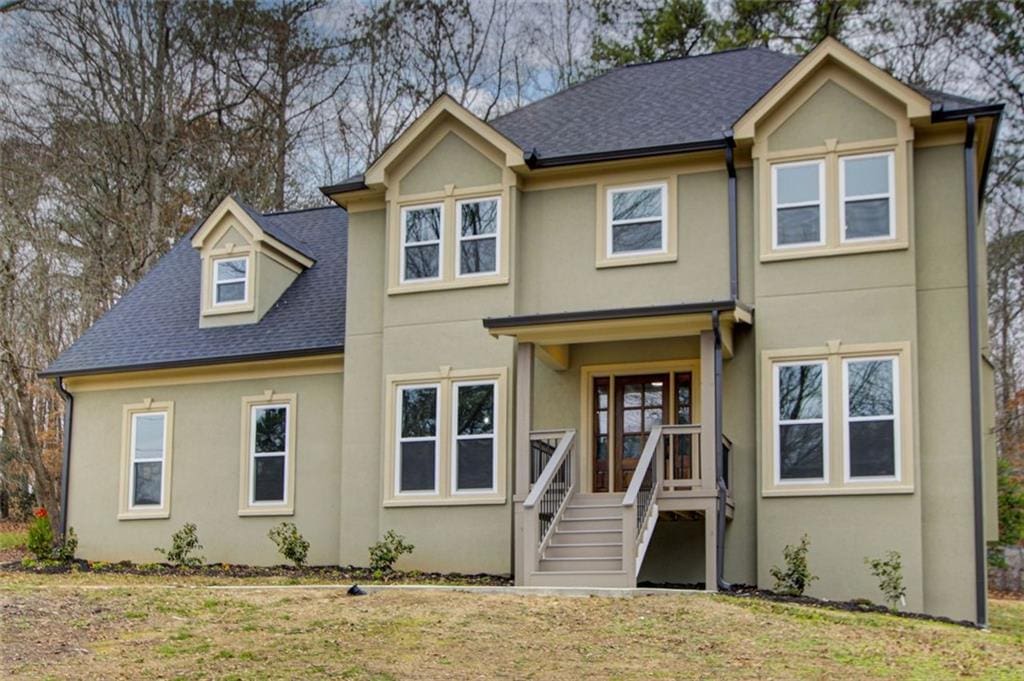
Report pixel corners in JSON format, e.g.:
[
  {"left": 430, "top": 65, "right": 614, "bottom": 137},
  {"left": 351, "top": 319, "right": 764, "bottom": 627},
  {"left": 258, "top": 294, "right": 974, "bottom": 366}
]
[{"left": 0, "top": 557, "right": 512, "bottom": 586}]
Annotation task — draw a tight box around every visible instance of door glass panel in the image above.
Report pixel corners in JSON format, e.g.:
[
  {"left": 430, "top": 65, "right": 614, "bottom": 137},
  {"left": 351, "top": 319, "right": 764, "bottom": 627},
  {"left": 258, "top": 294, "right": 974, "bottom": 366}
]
[
  {"left": 644, "top": 409, "right": 663, "bottom": 431},
  {"left": 622, "top": 435, "right": 642, "bottom": 459},
  {"left": 592, "top": 377, "right": 610, "bottom": 493},
  {"left": 623, "top": 408, "right": 642, "bottom": 433},
  {"left": 623, "top": 385, "right": 642, "bottom": 407},
  {"left": 644, "top": 382, "right": 664, "bottom": 406}
]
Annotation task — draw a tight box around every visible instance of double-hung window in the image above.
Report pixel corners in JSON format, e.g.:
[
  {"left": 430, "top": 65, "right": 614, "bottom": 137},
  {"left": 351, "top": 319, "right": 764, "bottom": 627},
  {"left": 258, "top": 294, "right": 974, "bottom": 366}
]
[
  {"left": 396, "top": 385, "right": 440, "bottom": 494},
  {"left": 772, "top": 160, "right": 825, "bottom": 248},
  {"left": 456, "top": 198, "right": 499, "bottom": 277},
  {"left": 774, "top": 361, "right": 828, "bottom": 484},
  {"left": 452, "top": 382, "right": 497, "bottom": 493},
  {"left": 401, "top": 204, "right": 443, "bottom": 282},
  {"left": 249, "top": 404, "right": 290, "bottom": 505},
  {"left": 843, "top": 356, "right": 898, "bottom": 480},
  {"left": 129, "top": 412, "right": 168, "bottom": 508},
  {"left": 214, "top": 257, "right": 249, "bottom": 305},
  {"left": 607, "top": 183, "right": 667, "bottom": 257},
  {"left": 840, "top": 152, "right": 894, "bottom": 241}
]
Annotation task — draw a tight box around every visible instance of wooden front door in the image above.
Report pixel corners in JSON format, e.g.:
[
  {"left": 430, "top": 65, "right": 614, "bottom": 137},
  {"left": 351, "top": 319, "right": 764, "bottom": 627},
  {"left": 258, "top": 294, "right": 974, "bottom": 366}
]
[{"left": 614, "top": 374, "right": 669, "bottom": 491}]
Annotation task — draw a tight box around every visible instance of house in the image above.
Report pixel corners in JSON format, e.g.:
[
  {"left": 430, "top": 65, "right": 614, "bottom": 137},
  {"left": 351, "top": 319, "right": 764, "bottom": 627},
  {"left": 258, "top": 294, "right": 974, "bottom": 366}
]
[{"left": 41, "top": 39, "right": 1002, "bottom": 624}]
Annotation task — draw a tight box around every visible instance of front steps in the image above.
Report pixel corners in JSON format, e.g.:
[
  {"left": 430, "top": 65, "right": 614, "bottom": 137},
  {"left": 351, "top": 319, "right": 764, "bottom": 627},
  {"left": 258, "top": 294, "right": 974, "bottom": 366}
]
[{"left": 529, "top": 492, "right": 634, "bottom": 588}]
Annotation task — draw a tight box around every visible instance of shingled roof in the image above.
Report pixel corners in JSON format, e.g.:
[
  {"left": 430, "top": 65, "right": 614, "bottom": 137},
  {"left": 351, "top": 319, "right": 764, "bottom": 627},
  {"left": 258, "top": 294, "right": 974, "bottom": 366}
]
[{"left": 41, "top": 205, "right": 346, "bottom": 377}]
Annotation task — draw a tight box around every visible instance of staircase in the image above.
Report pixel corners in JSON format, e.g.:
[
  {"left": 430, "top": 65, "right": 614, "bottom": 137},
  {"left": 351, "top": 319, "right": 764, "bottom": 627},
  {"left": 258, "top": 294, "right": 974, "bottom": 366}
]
[{"left": 535, "top": 492, "right": 630, "bottom": 586}]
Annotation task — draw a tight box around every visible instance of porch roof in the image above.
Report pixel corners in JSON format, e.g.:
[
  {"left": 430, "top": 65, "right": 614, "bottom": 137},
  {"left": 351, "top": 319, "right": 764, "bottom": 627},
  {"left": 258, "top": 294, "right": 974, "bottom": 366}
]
[{"left": 483, "top": 300, "right": 752, "bottom": 359}]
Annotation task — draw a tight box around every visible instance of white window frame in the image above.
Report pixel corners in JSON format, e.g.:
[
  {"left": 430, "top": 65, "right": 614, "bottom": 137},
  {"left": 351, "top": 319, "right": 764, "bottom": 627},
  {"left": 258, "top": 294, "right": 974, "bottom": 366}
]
[
  {"left": 606, "top": 182, "right": 669, "bottom": 258},
  {"left": 128, "top": 411, "right": 167, "bottom": 510},
  {"left": 839, "top": 151, "right": 896, "bottom": 243},
  {"left": 771, "top": 159, "right": 826, "bottom": 250},
  {"left": 395, "top": 383, "right": 441, "bottom": 496},
  {"left": 450, "top": 380, "right": 498, "bottom": 494},
  {"left": 842, "top": 355, "right": 900, "bottom": 483},
  {"left": 400, "top": 203, "right": 444, "bottom": 284},
  {"left": 212, "top": 256, "right": 250, "bottom": 306},
  {"left": 773, "top": 359, "right": 829, "bottom": 486},
  {"left": 455, "top": 196, "right": 501, "bottom": 278},
  {"left": 248, "top": 403, "right": 290, "bottom": 507}
]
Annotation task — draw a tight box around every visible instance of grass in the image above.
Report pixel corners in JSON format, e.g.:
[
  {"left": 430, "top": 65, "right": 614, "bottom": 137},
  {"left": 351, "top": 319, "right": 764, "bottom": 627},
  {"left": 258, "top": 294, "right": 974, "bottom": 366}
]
[
  {"left": 1, "top": 572, "right": 1023, "bottom": 680},
  {"left": 0, "top": 525, "right": 28, "bottom": 551}
]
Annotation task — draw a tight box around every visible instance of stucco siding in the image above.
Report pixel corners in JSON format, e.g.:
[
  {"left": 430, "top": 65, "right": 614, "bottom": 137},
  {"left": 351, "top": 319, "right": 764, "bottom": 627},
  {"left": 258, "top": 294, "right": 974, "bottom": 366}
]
[{"left": 767, "top": 80, "right": 897, "bottom": 152}]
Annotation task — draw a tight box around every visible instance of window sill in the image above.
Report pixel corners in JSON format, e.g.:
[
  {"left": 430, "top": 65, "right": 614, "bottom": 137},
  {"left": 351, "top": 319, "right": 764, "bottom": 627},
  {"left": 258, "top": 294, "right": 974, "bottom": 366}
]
[
  {"left": 118, "top": 509, "right": 171, "bottom": 521},
  {"left": 388, "top": 274, "right": 509, "bottom": 295},
  {"left": 383, "top": 495, "right": 507, "bottom": 508},
  {"left": 596, "top": 252, "right": 677, "bottom": 269},
  {"left": 761, "top": 239, "right": 908, "bottom": 263},
  {"left": 204, "top": 302, "right": 255, "bottom": 316},
  {"left": 761, "top": 484, "right": 913, "bottom": 497},
  {"left": 238, "top": 506, "right": 294, "bottom": 517}
]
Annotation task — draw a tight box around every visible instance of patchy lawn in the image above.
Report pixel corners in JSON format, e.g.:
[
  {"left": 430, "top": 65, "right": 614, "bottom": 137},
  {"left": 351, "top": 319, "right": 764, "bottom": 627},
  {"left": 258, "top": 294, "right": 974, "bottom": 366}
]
[
  {"left": 1, "top": 573, "right": 1023, "bottom": 680},
  {"left": 0, "top": 523, "right": 28, "bottom": 562}
]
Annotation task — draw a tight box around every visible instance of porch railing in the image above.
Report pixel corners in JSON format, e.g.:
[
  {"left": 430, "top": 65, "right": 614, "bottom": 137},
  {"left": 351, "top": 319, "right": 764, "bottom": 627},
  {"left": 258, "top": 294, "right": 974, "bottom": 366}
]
[
  {"left": 658, "top": 423, "right": 705, "bottom": 494},
  {"left": 622, "top": 425, "right": 665, "bottom": 576},
  {"left": 523, "top": 429, "right": 576, "bottom": 572}
]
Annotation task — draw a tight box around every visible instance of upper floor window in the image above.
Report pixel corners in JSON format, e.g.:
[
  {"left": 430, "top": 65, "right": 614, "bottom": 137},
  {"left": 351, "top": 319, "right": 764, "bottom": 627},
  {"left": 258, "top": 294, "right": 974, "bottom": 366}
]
[
  {"left": 607, "top": 183, "right": 668, "bottom": 257},
  {"left": 840, "top": 152, "right": 894, "bottom": 242},
  {"left": 401, "top": 203, "right": 443, "bottom": 282},
  {"left": 456, "top": 197, "right": 500, "bottom": 277},
  {"left": 214, "top": 257, "right": 249, "bottom": 305},
  {"left": 772, "top": 160, "right": 825, "bottom": 248}
]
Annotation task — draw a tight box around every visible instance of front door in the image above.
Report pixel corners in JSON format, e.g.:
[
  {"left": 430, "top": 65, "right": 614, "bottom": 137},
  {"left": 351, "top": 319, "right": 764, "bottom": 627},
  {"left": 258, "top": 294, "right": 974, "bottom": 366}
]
[{"left": 614, "top": 374, "right": 668, "bottom": 491}]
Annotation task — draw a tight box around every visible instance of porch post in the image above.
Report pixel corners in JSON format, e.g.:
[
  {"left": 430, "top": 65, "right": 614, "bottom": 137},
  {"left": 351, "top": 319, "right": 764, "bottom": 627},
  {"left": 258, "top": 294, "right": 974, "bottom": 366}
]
[
  {"left": 699, "top": 331, "right": 716, "bottom": 488},
  {"left": 513, "top": 342, "right": 534, "bottom": 586},
  {"left": 704, "top": 499, "right": 718, "bottom": 592}
]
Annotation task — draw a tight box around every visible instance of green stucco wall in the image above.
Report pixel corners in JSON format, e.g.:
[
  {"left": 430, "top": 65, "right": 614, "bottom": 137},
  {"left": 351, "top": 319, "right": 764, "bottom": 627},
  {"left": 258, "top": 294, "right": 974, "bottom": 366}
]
[
  {"left": 67, "top": 371, "right": 343, "bottom": 566},
  {"left": 768, "top": 80, "right": 897, "bottom": 152},
  {"left": 399, "top": 131, "right": 502, "bottom": 196}
]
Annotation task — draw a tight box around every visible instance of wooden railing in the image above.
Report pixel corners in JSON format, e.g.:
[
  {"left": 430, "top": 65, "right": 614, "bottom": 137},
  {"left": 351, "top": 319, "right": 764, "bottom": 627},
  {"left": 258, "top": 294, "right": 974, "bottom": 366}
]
[
  {"left": 522, "top": 429, "right": 576, "bottom": 573},
  {"left": 622, "top": 425, "right": 664, "bottom": 577},
  {"left": 659, "top": 423, "right": 704, "bottom": 494}
]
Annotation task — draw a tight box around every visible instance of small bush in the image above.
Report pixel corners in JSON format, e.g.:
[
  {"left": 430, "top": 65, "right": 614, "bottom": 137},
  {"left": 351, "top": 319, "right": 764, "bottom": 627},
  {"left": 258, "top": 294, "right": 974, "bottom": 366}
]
[
  {"left": 27, "top": 507, "right": 54, "bottom": 560},
  {"left": 770, "top": 534, "right": 818, "bottom": 596},
  {"left": 156, "top": 522, "right": 204, "bottom": 567},
  {"left": 268, "top": 522, "right": 309, "bottom": 567},
  {"left": 54, "top": 527, "right": 78, "bottom": 563},
  {"left": 369, "top": 530, "right": 414, "bottom": 574},
  {"left": 865, "top": 550, "right": 906, "bottom": 609}
]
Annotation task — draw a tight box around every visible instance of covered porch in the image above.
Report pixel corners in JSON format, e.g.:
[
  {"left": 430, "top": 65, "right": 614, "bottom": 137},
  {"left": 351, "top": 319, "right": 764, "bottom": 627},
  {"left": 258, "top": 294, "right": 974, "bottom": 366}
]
[{"left": 484, "top": 301, "right": 751, "bottom": 589}]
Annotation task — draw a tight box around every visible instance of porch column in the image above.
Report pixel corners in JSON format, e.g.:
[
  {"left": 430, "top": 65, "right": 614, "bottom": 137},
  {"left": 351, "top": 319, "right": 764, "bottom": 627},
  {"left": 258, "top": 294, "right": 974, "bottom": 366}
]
[
  {"left": 513, "top": 342, "right": 534, "bottom": 585},
  {"left": 699, "top": 331, "right": 717, "bottom": 487}
]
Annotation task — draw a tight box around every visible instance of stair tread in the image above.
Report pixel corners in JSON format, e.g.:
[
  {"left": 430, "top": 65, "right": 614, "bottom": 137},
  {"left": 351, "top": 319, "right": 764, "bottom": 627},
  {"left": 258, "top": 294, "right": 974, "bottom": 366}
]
[
  {"left": 541, "top": 556, "right": 621, "bottom": 561},
  {"left": 554, "top": 528, "right": 623, "bottom": 534},
  {"left": 559, "top": 515, "right": 621, "bottom": 521},
  {"left": 547, "top": 542, "right": 623, "bottom": 548},
  {"left": 529, "top": 570, "right": 628, "bottom": 576}
]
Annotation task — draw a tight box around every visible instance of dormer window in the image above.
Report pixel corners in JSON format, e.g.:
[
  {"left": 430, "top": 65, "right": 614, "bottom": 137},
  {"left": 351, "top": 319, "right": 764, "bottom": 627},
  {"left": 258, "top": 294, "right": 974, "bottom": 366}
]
[{"left": 214, "top": 256, "right": 249, "bottom": 305}]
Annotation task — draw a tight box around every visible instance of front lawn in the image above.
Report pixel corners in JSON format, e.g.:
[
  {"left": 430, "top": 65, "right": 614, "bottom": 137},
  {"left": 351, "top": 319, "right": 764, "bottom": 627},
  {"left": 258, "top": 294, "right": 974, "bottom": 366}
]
[{"left": 1, "top": 572, "right": 1022, "bottom": 679}]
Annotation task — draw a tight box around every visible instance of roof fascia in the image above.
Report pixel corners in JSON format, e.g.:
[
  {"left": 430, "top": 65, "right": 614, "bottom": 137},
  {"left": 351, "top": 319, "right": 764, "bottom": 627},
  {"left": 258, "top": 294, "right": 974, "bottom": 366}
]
[
  {"left": 733, "top": 37, "right": 933, "bottom": 141},
  {"left": 190, "top": 196, "right": 314, "bottom": 269}
]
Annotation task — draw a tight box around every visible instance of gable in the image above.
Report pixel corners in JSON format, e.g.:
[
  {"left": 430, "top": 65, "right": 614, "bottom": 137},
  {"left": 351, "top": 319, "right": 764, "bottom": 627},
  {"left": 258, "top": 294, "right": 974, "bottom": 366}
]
[
  {"left": 399, "top": 131, "right": 502, "bottom": 195},
  {"left": 212, "top": 223, "right": 251, "bottom": 251},
  {"left": 768, "top": 80, "right": 897, "bottom": 152}
]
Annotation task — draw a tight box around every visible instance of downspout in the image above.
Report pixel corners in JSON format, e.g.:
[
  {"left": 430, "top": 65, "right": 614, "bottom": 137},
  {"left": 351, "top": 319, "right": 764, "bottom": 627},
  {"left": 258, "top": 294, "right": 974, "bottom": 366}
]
[
  {"left": 711, "top": 310, "right": 731, "bottom": 591},
  {"left": 55, "top": 377, "right": 72, "bottom": 539},
  {"left": 963, "top": 116, "right": 987, "bottom": 627},
  {"left": 725, "top": 136, "right": 739, "bottom": 301}
]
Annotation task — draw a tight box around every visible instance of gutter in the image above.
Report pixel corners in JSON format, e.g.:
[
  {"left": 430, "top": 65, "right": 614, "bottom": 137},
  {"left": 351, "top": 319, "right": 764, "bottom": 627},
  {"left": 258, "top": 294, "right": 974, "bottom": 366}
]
[
  {"left": 725, "top": 136, "right": 738, "bottom": 300},
  {"left": 963, "top": 116, "right": 987, "bottom": 627},
  {"left": 483, "top": 299, "right": 748, "bottom": 330},
  {"left": 55, "top": 377, "right": 73, "bottom": 540},
  {"left": 711, "top": 311, "right": 731, "bottom": 591},
  {"left": 524, "top": 138, "right": 729, "bottom": 170}
]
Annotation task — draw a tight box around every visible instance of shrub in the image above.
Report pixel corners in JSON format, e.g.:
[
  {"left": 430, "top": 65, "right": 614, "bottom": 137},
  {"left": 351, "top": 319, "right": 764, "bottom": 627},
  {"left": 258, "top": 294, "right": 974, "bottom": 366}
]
[
  {"left": 156, "top": 522, "right": 204, "bottom": 567},
  {"left": 997, "top": 459, "right": 1024, "bottom": 547},
  {"left": 865, "top": 550, "right": 906, "bottom": 609},
  {"left": 769, "top": 534, "right": 818, "bottom": 596},
  {"left": 268, "top": 522, "right": 309, "bottom": 567},
  {"left": 369, "top": 530, "right": 414, "bottom": 574},
  {"left": 27, "top": 507, "right": 54, "bottom": 560},
  {"left": 54, "top": 527, "right": 78, "bottom": 563}
]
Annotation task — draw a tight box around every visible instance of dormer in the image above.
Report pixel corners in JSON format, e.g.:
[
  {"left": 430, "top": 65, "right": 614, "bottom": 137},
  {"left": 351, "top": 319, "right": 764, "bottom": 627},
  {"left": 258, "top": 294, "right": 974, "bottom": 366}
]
[{"left": 191, "top": 196, "right": 315, "bottom": 327}]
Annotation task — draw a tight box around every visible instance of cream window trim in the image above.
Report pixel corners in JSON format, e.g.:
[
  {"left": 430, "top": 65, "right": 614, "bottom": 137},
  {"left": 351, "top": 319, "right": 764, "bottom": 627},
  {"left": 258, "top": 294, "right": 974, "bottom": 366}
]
[
  {"left": 772, "top": 359, "right": 829, "bottom": 487},
  {"left": 596, "top": 178, "right": 677, "bottom": 268},
  {"left": 202, "top": 249, "right": 255, "bottom": 317},
  {"left": 450, "top": 380, "right": 499, "bottom": 495},
  {"left": 761, "top": 341, "right": 913, "bottom": 497},
  {"left": 394, "top": 383, "right": 442, "bottom": 497},
  {"left": 841, "top": 355, "right": 901, "bottom": 484},
  {"left": 839, "top": 151, "right": 896, "bottom": 244},
  {"left": 238, "top": 392, "right": 297, "bottom": 516},
  {"left": 384, "top": 367, "right": 508, "bottom": 506},
  {"left": 771, "top": 159, "right": 826, "bottom": 250},
  {"left": 212, "top": 255, "right": 250, "bottom": 307},
  {"left": 455, "top": 196, "right": 501, "bottom": 279},
  {"left": 118, "top": 400, "right": 174, "bottom": 520},
  {"left": 400, "top": 202, "right": 444, "bottom": 285}
]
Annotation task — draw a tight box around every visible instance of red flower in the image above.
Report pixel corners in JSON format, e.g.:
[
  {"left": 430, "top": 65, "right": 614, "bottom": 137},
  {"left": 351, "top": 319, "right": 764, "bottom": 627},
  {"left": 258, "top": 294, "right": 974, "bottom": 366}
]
[{"left": 34, "top": 507, "right": 48, "bottom": 519}]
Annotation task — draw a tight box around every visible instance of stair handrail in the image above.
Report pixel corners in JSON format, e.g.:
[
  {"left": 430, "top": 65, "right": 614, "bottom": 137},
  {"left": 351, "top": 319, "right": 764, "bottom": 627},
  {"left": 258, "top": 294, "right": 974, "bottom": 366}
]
[
  {"left": 524, "top": 429, "right": 576, "bottom": 509},
  {"left": 622, "top": 425, "right": 664, "bottom": 509}
]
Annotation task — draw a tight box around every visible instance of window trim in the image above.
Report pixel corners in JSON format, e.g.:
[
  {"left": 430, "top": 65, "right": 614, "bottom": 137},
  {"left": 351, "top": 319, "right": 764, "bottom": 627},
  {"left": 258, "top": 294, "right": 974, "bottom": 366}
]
[
  {"left": 128, "top": 411, "right": 168, "bottom": 510},
  {"left": 839, "top": 151, "right": 896, "bottom": 243},
  {"left": 384, "top": 367, "right": 508, "bottom": 506},
  {"left": 118, "top": 400, "right": 174, "bottom": 521},
  {"left": 400, "top": 202, "right": 445, "bottom": 285},
  {"left": 248, "top": 402, "right": 291, "bottom": 507},
  {"left": 606, "top": 182, "right": 669, "bottom": 259},
  {"left": 761, "top": 342, "right": 913, "bottom": 497},
  {"left": 455, "top": 196, "right": 501, "bottom": 279},
  {"left": 450, "top": 380, "right": 499, "bottom": 495},
  {"left": 212, "top": 255, "right": 250, "bottom": 307},
  {"left": 238, "top": 392, "right": 297, "bottom": 516},
  {"left": 842, "top": 355, "right": 901, "bottom": 484},
  {"left": 772, "top": 359, "right": 829, "bottom": 486},
  {"left": 394, "top": 383, "right": 442, "bottom": 496},
  {"left": 771, "top": 159, "right": 826, "bottom": 250}
]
